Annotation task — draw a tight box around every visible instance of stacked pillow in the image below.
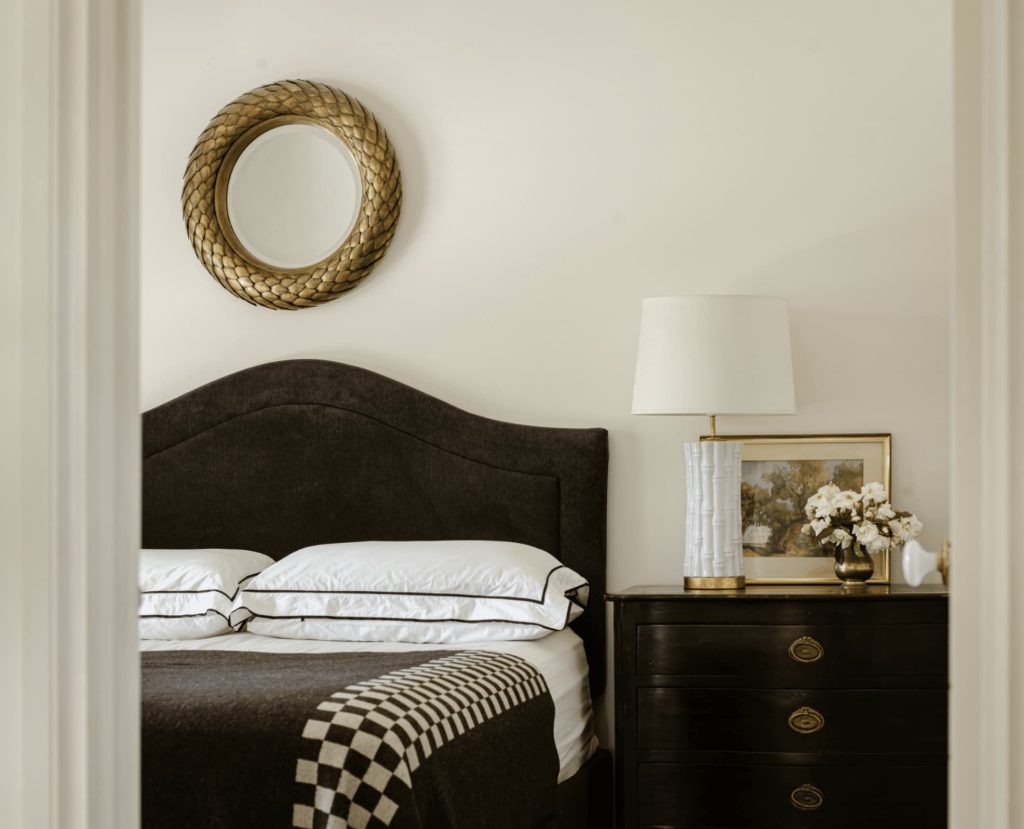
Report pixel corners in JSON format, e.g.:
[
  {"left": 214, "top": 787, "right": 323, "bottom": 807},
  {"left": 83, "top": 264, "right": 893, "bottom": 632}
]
[
  {"left": 139, "top": 548, "right": 274, "bottom": 639},
  {"left": 139, "top": 540, "right": 588, "bottom": 643},
  {"left": 231, "top": 540, "right": 589, "bottom": 644}
]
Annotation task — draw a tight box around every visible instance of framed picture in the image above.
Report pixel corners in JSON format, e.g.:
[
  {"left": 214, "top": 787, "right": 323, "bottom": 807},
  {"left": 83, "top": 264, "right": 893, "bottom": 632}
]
[{"left": 699, "top": 434, "right": 892, "bottom": 584}]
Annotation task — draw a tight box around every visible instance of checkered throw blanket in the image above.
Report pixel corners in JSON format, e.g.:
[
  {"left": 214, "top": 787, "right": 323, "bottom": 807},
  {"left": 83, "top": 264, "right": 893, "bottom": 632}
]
[{"left": 142, "top": 649, "right": 559, "bottom": 829}]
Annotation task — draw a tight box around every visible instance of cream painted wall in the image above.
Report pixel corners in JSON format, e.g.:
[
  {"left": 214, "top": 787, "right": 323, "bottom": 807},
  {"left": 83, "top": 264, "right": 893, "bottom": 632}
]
[{"left": 141, "top": 0, "right": 952, "bottom": 726}]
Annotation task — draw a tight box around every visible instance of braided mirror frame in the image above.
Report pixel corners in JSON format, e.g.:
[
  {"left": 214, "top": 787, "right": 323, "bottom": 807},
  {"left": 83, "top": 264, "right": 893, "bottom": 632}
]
[{"left": 182, "top": 80, "right": 402, "bottom": 310}]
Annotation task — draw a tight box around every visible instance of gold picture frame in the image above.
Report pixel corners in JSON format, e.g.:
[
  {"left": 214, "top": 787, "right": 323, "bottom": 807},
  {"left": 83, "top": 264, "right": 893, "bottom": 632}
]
[
  {"left": 182, "top": 79, "right": 402, "bottom": 310},
  {"left": 700, "top": 433, "right": 892, "bottom": 584}
]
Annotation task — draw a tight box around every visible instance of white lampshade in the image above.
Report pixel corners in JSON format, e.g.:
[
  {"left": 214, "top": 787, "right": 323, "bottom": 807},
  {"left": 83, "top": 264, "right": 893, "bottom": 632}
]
[{"left": 632, "top": 295, "right": 796, "bottom": 416}]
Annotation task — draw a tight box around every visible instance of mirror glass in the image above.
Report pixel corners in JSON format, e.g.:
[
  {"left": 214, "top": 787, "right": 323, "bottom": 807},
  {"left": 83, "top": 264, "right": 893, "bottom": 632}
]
[{"left": 226, "top": 123, "right": 361, "bottom": 269}]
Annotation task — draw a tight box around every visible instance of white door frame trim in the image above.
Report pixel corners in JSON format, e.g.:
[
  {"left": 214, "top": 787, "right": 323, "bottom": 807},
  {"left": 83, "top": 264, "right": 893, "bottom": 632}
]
[
  {"left": 951, "top": 0, "right": 1022, "bottom": 826},
  {"left": 1, "top": 0, "right": 140, "bottom": 826}
]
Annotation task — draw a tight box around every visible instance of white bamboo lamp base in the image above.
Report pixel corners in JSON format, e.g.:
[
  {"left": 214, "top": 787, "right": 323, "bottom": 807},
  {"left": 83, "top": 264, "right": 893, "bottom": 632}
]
[{"left": 683, "top": 440, "right": 745, "bottom": 590}]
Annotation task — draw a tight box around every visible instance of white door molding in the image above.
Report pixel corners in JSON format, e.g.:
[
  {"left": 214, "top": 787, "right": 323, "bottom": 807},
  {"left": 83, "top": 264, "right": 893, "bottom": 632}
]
[
  {"left": 0, "top": 0, "right": 140, "bottom": 827},
  {"left": 951, "top": 0, "right": 1023, "bottom": 826}
]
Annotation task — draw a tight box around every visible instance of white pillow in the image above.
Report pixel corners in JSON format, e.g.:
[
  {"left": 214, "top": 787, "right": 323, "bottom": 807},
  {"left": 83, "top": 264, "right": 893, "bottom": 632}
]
[
  {"left": 139, "top": 548, "right": 275, "bottom": 639},
  {"left": 231, "top": 540, "right": 589, "bottom": 644}
]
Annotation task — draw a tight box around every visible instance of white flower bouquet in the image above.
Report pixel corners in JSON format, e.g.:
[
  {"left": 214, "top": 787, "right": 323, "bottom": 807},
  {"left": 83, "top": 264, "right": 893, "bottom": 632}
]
[{"left": 801, "top": 481, "right": 923, "bottom": 556}]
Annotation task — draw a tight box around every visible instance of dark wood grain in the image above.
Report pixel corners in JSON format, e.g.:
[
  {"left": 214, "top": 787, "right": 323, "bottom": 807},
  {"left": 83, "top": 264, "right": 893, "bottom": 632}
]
[
  {"left": 637, "top": 687, "right": 947, "bottom": 756},
  {"left": 606, "top": 584, "right": 949, "bottom": 601},
  {"left": 609, "top": 586, "right": 949, "bottom": 829},
  {"left": 637, "top": 763, "right": 947, "bottom": 828},
  {"left": 637, "top": 623, "right": 947, "bottom": 685},
  {"left": 625, "top": 598, "right": 947, "bottom": 626}
]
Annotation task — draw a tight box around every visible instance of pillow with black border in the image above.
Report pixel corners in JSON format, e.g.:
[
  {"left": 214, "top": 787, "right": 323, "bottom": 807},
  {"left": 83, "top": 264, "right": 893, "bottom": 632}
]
[
  {"left": 139, "top": 548, "right": 275, "bottom": 639},
  {"left": 231, "top": 540, "right": 588, "bottom": 644}
]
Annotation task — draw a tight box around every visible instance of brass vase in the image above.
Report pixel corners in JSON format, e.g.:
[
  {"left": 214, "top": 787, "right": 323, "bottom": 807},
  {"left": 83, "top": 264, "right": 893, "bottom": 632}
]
[{"left": 834, "top": 541, "right": 874, "bottom": 588}]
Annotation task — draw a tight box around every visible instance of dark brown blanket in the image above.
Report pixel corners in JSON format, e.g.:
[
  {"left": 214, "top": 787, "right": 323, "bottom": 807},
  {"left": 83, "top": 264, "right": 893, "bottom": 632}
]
[{"left": 142, "top": 649, "right": 559, "bottom": 828}]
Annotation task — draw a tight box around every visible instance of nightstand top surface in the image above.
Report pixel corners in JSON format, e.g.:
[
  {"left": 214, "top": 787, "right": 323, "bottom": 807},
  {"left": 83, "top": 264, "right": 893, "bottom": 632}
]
[{"left": 605, "top": 583, "right": 949, "bottom": 601}]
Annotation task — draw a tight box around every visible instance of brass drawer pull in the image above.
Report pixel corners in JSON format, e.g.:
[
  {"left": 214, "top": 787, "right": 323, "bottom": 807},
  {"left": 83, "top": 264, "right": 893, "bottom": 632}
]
[
  {"left": 791, "top": 783, "right": 824, "bottom": 811},
  {"left": 788, "top": 636, "right": 824, "bottom": 663},
  {"left": 788, "top": 706, "right": 825, "bottom": 734}
]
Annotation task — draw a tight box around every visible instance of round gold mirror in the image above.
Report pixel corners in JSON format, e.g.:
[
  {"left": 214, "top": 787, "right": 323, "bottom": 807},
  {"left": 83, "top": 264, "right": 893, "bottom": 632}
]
[{"left": 182, "top": 80, "right": 402, "bottom": 310}]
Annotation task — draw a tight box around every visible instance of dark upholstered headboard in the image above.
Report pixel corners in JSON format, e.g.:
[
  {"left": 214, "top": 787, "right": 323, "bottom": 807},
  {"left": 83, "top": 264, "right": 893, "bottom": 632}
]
[{"left": 142, "top": 359, "right": 609, "bottom": 694}]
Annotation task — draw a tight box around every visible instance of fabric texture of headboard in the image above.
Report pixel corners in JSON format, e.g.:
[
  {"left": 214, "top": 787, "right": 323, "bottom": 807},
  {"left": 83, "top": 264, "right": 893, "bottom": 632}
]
[{"left": 142, "top": 359, "right": 609, "bottom": 694}]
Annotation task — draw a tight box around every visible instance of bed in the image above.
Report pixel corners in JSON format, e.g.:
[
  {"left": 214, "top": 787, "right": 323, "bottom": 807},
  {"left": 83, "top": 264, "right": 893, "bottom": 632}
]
[{"left": 140, "top": 358, "right": 611, "bottom": 828}]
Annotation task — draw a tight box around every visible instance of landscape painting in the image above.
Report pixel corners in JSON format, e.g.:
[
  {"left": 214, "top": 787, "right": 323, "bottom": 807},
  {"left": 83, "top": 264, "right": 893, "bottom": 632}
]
[{"left": 741, "top": 459, "right": 864, "bottom": 557}]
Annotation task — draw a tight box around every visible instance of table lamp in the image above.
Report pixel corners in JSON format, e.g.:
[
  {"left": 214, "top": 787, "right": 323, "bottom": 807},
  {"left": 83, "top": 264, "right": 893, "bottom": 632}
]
[{"left": 632, "top": 295, "right": 796, "bottom": 589}]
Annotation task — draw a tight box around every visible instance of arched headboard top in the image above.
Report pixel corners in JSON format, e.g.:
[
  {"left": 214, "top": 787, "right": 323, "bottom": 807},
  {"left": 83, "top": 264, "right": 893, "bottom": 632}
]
[{"left": 142, "top": 359, "right": 609, "bottom": 694}]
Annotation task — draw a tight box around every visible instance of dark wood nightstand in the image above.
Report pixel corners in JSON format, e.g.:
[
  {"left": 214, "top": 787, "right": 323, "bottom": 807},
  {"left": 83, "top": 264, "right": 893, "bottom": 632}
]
[{"left": 606, "top": 584, "right": 948, "bottom": 829}]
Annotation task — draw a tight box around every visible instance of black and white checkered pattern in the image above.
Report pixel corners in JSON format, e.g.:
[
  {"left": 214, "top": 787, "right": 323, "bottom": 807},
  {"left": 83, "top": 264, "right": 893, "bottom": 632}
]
[{"left": 292, "top": 651, "right": 549, "bottom": 829}]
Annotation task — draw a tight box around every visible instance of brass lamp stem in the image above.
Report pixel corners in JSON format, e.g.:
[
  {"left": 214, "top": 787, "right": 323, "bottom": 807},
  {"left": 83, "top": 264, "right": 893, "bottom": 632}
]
[{"left": 709, "top": 414, "right": 716, "bottom": 438}]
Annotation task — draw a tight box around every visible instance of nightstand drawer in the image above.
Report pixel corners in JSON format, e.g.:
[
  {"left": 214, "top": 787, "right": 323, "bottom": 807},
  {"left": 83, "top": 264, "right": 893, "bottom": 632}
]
[
  {"left": 637, "top": 687, "right": 946, "bottom": 756},
  {"left": 637, "top": 762, "right": 946, "bottom": 828},
  {"left": 637, "top": 623, "right": 946, "bottom": 684}
]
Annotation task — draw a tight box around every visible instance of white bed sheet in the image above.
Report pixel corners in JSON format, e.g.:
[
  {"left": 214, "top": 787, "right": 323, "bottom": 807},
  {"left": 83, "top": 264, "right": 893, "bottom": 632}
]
[{"left": 141, "top": 626, "right": 598, "bottom": 782}]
